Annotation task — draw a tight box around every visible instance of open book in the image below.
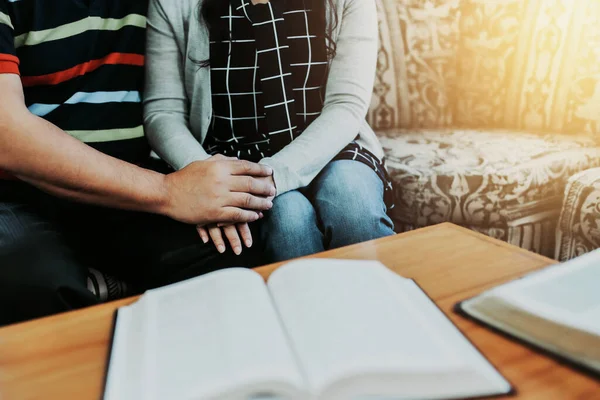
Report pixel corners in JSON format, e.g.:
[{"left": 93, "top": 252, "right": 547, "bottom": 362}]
[
  {"left": 104, "top": 259, "right": 511, "bottom": 400},
  {"left": 457, "top": 249, "right": 600, "bottom": 375}
]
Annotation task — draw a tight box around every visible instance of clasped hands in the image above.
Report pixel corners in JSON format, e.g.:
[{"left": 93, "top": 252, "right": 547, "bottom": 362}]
[{"left": 196, "top": 155, "right": 276, "bottom": 255}]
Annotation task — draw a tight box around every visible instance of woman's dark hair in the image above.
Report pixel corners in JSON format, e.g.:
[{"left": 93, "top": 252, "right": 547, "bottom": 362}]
[{"left": 197, "top": 0, "right": 338, "bottom": 67}]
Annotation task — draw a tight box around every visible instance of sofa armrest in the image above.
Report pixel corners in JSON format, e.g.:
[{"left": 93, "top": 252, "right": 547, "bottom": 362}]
[{"left": 556, "top": 168, "right": 600, "bottom": 261}]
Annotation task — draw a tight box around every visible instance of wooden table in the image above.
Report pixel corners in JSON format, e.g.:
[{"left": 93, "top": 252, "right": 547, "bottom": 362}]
[{"left": 0, "top": 223, "right": 598, "bottom": 399}]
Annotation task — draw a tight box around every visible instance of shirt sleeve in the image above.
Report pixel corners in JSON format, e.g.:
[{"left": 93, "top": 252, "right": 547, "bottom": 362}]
[{"left": 0, "top": 1, "right": 19, "bottom": 75}]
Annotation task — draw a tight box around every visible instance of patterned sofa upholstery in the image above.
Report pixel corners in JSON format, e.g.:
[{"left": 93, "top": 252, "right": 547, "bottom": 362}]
[
  {"left": 370, "top": 0, "right": 600, "bottom": 258},
  {"left": 380, "top": 129, "right": 600, "bottom": 257},
  {"left": 556, "top": 169, "right": 600, "bottom": 261}
]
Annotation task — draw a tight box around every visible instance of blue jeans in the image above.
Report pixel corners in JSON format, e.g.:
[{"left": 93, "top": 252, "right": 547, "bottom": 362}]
[{"left": 259, "top": 160, "right": 395, "bottom": 262}]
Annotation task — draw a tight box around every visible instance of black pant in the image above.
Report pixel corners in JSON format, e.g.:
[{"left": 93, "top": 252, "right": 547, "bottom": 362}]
[{"left": 0, "top": 179, "right": 260, "bottom": 327}]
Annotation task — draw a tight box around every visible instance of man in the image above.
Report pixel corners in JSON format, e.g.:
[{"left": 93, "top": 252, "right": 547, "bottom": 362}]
[{"left": 0, "top": 0, "right": 276, "bottom": 326}]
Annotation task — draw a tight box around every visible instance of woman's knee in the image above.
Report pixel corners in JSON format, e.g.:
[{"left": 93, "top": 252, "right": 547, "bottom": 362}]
[
  {"left": 259, "top": 191, "right": 324, "bottom": 261},
  {"left": 262, "top": 190, "right": 319, "bottom": 236},
  {"left": 322, "top": 205, "right": 394, "bottom": 247},
  {"left": 311, "top": 161, "right": 395, "bottom": 246}
]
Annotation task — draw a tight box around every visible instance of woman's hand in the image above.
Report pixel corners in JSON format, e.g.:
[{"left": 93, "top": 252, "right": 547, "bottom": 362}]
[{"left": 197, "top": 223, "right": 254, "bottom": 255}]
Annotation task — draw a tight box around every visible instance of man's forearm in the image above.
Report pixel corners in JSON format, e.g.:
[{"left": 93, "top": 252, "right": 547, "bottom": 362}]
[
  {"left": 0, "top": 80, "right": 170, "bottom": 215},
  {"left": 4, "top": 116, "right": 170, "bottom": 214},
  {"left": 17, "top": 162, "right": 169, "bottom": 216}
]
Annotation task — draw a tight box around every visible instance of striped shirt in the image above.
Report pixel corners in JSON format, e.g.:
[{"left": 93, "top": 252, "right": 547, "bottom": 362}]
[{"left": 0, "top": 0, "right": 149, "bottom": 175}]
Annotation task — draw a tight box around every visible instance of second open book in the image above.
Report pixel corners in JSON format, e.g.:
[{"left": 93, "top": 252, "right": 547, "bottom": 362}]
[{"left": 104, "top": 260, "right": 511, "bottom": 400}]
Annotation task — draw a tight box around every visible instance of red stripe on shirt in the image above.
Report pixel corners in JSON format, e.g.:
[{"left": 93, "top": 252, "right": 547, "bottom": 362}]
[
  {"left": 21, "top": 52, "right": 144, "bottom": 87},
  {"left": 0, "top": 55, "right": 20, "bottom": 178},
  {"left": 0, "top": 54, "right": 20, "bottom": 75}
]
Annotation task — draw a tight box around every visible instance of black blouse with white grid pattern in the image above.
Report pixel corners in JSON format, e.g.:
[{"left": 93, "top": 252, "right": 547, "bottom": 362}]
[{"left": 206, "top": 0, "right": 394, "bottom": 209}]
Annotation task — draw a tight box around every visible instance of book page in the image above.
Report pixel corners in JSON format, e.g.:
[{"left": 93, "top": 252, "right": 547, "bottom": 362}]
[
  {"left": 133, "top": 268, "right": 306, "bottom": 400},
  {"left": 267, "top": 260, "right": 509, "bottom": 398},
  {"left": 489, "top": 250, "right": 600, "bottom": 334},
  {"left": 104, "top": 303, "right": 148, "bottom": 400}
]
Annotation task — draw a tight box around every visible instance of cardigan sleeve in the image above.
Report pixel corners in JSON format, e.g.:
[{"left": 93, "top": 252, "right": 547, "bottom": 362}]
[
  {"left": 144, "top": 0, "right": 210, "bottom": 170},
  {"left": 259, "top": 0, "right": 378, "bottom": 195}
]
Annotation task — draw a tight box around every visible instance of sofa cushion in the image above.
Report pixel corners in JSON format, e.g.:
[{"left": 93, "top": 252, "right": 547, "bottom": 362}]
[
  {"left": 380, "top": 129, "right": 600, "bottom": 236},
  {"left": 556, "top": 168, "right": 600, "bottom": 261}
]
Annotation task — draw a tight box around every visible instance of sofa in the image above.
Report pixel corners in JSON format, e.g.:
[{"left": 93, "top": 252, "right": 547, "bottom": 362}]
[
  {"left": 370, "top": 0, "right": 600, "bottom": 260},
  {"left": 88, "top": 0, "right": 600, "bottom": 301}
]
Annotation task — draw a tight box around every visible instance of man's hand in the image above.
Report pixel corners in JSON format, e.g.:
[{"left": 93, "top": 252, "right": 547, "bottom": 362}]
[
  {"left": 195, "top": 156, "right": 271, "bottom": 254},
  {"left": 257, "top": 175, "right": 276, "bottom": 202},
  {"left": 198, "top": 171, "right": 276, "bottom": 254},
  {"left": 162, "top": 155, "right": 276, "bottom": 226},
  {"left": 216, "top": 175, "right": 275, "bottom": 227}
]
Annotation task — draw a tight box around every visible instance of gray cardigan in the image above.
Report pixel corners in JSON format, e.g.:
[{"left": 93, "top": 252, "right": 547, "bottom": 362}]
[{"left": 144, "top": 0, "right": 383, "bottom": 196}]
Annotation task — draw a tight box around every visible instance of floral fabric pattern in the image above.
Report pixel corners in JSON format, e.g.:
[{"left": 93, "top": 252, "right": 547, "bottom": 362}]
[
  {"left": 379, "top": 129, "right": 600, "bottom": 256},
  {"left": 369, "top": 0, "right": 460, "bottom": 130},
  {"left": 369, "top": 0, "right": 600, "bottom": 136},
  {"left": 454, "top": 0, "right": 600, "bottom": 136},
  {"left": 369, "top": 0, "right": 600, "bottom": 258},
  {"left": 557, "top": 169, "right": 600, "bottom": 261}
]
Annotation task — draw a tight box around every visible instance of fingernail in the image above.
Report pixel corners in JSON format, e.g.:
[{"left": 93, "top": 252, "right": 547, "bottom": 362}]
[
  {"left": 258, "top": 212, "right": 264, "bottom": 218},
  {"left": 217, "top": 245, "right": 226, "bottom": 253},
  {"left": 201, "top": 237, "right": 208, "bottom": 244},
  {"left": 245, "top": 240, "right": 253, "bottom": 248},
  {"left": 270, "top": 188, "right": 276, "bottom": 196},
  {"left": 267, "top": 201, "right": 273, "bottom": 209},
  {"left": 234, "top": 246, "right": 242, "bottom": 255}
]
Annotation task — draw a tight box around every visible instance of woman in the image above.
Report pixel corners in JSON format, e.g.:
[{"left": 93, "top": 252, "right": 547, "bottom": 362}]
[{"left": 144, "top": 0, "right": 395, "bottom": 262}]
